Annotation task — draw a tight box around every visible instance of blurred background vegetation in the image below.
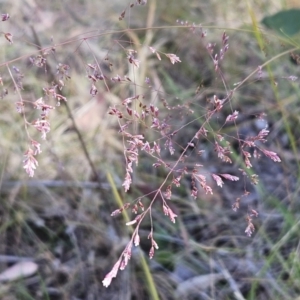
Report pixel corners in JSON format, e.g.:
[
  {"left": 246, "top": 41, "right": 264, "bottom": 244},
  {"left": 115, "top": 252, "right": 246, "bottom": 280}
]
[{"left": 0, "top": 0, "right": 300, "bottom": 299}]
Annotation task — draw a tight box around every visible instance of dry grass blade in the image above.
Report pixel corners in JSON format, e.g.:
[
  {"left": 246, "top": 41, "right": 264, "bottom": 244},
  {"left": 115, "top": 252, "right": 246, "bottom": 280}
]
[
  {"left": 0, "top": 261, "right": 38, "bottom": 282},
  {"left": 176, "top": 273, "right": 225, "bottom": 297}
]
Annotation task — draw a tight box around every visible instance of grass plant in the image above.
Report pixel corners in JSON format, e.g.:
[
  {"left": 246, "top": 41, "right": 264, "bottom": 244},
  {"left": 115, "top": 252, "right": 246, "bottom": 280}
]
[{"left": 0, "top": 1, "right": 299, "bottom": 299}]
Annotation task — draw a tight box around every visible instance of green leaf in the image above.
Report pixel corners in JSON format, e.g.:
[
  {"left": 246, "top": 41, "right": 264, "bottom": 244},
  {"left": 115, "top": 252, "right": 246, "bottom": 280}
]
[{"left": 262, "top": 9, "right": 300, "bottom": 36}]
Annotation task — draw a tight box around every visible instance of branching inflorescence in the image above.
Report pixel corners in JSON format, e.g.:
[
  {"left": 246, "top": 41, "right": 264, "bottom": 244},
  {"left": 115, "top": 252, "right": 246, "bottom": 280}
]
[
  {"left": 1, "top": 6, "right": 285, "bottom": 289},
  {"left": 102, "top": 27, "right": 282, "bottom": 287}
]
